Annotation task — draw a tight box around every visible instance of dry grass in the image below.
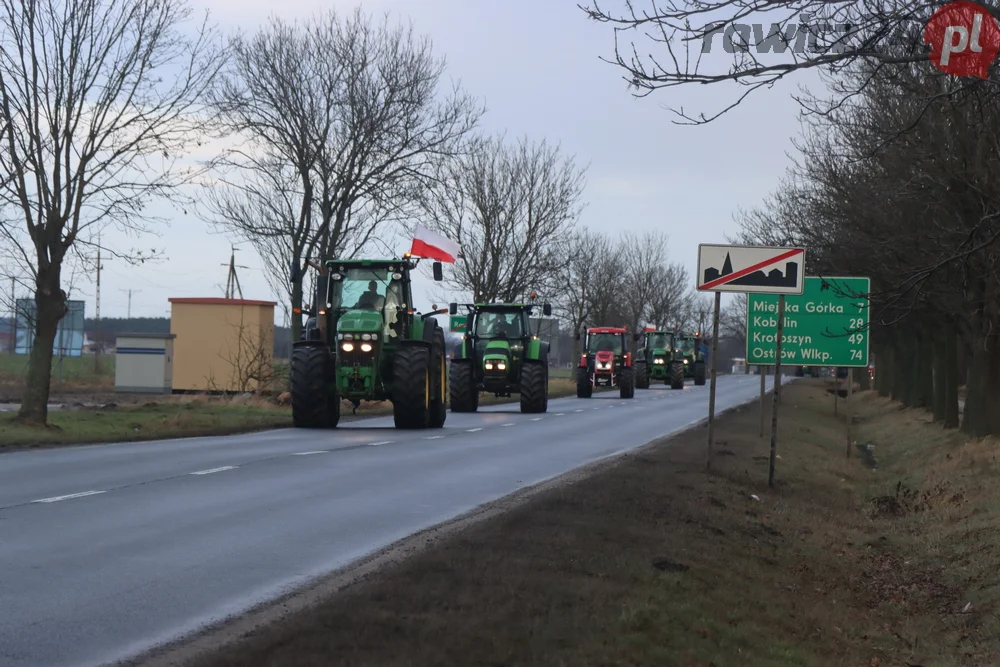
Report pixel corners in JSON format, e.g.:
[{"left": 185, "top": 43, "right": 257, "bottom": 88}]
[{"left": 175, "top": 380, "right": 1000, "bottom": 667}]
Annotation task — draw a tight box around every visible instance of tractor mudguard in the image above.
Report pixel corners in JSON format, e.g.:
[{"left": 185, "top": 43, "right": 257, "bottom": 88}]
[{"left": 292, "top": 339, "right": 328, "bottom": 349}]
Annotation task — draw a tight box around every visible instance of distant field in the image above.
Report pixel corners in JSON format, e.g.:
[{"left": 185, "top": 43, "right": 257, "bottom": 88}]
[{"left": 0, "top": 353, "right": 114, "bottom": 389}]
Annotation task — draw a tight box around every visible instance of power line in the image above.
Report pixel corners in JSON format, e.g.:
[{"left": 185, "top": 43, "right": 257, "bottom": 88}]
[{"left": 118, "top": 288, "right": 141, "bottom": 319}]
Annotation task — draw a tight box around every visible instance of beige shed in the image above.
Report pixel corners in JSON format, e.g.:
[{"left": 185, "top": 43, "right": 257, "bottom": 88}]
[
  {"left": 114, "top": 333, "right": 176, "bottom": 393},
  {"left": 168, "top": 297, "right": 277, "bottom": 392}
]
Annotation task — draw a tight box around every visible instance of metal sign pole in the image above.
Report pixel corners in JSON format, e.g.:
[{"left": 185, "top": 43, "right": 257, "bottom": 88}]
[
  {"left": 759, "top": 365, "right": 766, "bottom": 437},
  {"left": 846, "top": 368, "right": 853, "bottom": 458},
  {"left": 768, "top": 295, "right": 785, "bottom": 487},
  {"left": 706, "top": 291, "right": 721, "bottom": 470}
]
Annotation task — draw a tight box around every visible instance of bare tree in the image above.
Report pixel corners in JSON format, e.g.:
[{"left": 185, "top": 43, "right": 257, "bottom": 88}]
[
  {"left": 720, "top": 293, "right": 748, "bottom": 346},
  {"left": 205, "top": 9, "right": 482, "bottom": 339},
  {"left": 554, "top": 228, "right": 620, "bottom": 356},
  {"left": 0, "top": 0, "right": 224, "bottom": 424},
  {"left": 423, "top": 134, "right": 586, "bottom": 302}
]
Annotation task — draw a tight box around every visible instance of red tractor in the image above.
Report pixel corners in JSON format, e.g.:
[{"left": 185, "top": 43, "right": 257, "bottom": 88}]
[{"left": 575, "top": 326, "right": 636, "bottom": 398}]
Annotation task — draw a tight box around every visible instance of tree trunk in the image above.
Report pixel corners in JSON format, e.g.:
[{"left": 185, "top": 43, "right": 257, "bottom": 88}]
[
  {"left": 962, "top": 336, "right": 986, "bottom": 436},
  {"left": 932, "top": 333, "right": 946, "bottom": 422},
  {"left": 944, "top": 325, "right": 960, "bottom": 429},
  {"left": 16, "top": 270, "right": 67, "bottom": 425},
  {"left": 919, "top": 336, "right": 934, "bottom": 409}
]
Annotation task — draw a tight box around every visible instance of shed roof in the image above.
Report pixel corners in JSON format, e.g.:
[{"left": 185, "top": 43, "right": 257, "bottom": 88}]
[
  {"left": 116, "top": 332, "right": 176, "bottom": 339},
  {"left": 168, "top": 297, "right": 277, "bottom": 307}
]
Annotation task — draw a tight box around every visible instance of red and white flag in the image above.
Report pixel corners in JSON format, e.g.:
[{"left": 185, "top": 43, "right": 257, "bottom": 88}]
[{"left": 409, "top": 224, "right": 459, "bottom": 263}]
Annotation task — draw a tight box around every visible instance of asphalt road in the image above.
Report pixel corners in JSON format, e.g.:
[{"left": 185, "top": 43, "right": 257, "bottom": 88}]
[{"left": 0, "top": 374, "right": 775, "bottom": 667}]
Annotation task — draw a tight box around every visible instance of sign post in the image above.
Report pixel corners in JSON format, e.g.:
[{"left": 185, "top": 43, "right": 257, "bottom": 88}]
[
  {"left": 747, "top": 276, "right": 870, "bottom": 469},
  {"left": 759, "top": 367, "right": 765, "bottom": 437},
  {"left": 697, "top": 244, "right": 806, "bottom": 472},
  {"left": 768, "top": 295, "right": 785, "bottom": 487}
]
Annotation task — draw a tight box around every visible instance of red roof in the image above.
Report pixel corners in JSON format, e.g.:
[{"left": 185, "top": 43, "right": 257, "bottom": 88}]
[
  {"left": 168, "top": 297, "right": 277, "bottom": 307},
  {"left": 587, "top": 327, "right": 627, "bottom": 333}
]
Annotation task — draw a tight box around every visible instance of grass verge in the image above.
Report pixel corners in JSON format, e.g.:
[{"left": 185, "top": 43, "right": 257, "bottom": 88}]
[
  {"left": 0, "top": 377, "right": 602, "bottom": 449},
  {"left": 171, "top": 379, "right": 999, "bottom": 667}
]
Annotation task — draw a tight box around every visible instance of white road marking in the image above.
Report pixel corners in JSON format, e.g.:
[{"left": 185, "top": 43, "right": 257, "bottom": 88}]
[
  {"left": 502, "top": 423, "right": 515, "bottom": 427},
  {"left": 531, "top": 417, "right": 544, "bottom": 421},
  {"left": 292, "top": 450, "right": 327, "bottom": 456},
  {"left": 367, "top": 441, "right": 392, "bottom": 446},
  {"left": 466, "top": 428, "right": 482, "bottom": 432},
  {"left": 425, "top": 435, "right": 444, "bottom": 439},
  {"left": 190, "top": 466, "right": 237, "bottom": 475},
  {"left": 574, "top": 409, "right": 584, "bottom": 412},
  {"left": 32, "top": 490, "right": 105, "bottom": 503},
  {"left": 554, "top": 413, "right": 565, "bottom": 416}
]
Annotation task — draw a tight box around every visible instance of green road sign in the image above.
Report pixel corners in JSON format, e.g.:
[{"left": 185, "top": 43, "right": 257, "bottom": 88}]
[
  {"left": 449, "top": 314, "right": 467, "bottom": 333},
  {"left": 746, "top": 276, "right": 870, "bottom": 367}
]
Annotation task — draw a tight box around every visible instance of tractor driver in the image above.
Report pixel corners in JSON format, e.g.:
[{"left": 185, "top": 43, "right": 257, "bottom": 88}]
[{"left": 354, "top": 280, "right": 381, "bottom": 308}]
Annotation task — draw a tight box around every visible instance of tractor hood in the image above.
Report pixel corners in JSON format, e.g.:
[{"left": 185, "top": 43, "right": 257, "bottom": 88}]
[
  {"left": 595, "top": 350, "right": 615, "bottom": 364},
  {"left": 336, "top": 309, "right": 384, "bottom": 334},
  {"left": 483, "top": 339, "right": 512, "bottom": 361}
]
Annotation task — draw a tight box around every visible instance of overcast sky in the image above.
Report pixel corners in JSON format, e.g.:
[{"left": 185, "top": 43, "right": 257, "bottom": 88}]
[{"left": 57, "top": 0, "right": 823, "bottom": 322}]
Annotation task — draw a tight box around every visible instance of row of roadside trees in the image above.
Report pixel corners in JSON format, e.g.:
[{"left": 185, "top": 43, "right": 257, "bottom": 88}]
[{"left": 582, "top": 0, "right": 1000, "bottom": 436}]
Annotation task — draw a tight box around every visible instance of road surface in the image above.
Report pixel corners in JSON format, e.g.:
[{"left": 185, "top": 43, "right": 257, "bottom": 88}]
[{"left": 0, "top": 374, "right": 774, "bottom": 667}]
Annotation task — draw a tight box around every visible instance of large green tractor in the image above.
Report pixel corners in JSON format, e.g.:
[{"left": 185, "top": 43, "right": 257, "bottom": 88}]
[
  {"left": 289, "top": 255, "right": 449, "bottom": 429},
  {"left": 675, "top": 333, "right": 707, "bottom": 386},
  {"left": 448, "top": 300, "right": 553, "bottom": 413},
  {"left": 634, "top": 329, "right": 687, "bottom": 389}
]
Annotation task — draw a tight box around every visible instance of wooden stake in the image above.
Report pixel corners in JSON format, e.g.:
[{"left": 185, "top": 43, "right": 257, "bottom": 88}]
[{"left": 768, "top": 295, "right": 785, "bottom": 487}]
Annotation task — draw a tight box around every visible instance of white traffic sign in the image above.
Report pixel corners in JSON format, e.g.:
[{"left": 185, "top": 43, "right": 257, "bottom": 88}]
[{"left": 697, "top": 244, "right": 806, "bottom": 294}]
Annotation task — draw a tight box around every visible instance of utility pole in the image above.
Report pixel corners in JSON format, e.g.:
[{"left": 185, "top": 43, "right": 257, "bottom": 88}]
[
  {"left": 8, "top": 276, "right": 14, "bottom": 354},
  {"left": 119, "top": 288, "right": 140, "bottom": 319},
  {"left": 221, "top": 245, "right": 249, "bottom": 299},
  {"left": 80, "top": 234, "right": 111, "bottom": 370}
]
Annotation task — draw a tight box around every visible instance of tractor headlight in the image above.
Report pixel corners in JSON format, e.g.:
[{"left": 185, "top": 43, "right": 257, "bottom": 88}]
[
  {"left": 342, "top": 333, "right": 354, "bottom": 340},
  {"left": 361, "top": 333, "right": 371, "bottom": 341},
  {"left": 485, "top": 362, "right": 493, "bottom": 370},
  {"left": 684, "top": 359, "right": 688, "bottom": 364},
  {"left": 497, "top": 362, "right": 506, "bottom": 370},
  {"left": 361, "top": 343, "right": 373, "bottom": 352},
  {"left": 342, "top": 342, "right": 354, "bottom": 351},
  {"left": 654, "top": 358, "right": 665, "bottom": 364}
]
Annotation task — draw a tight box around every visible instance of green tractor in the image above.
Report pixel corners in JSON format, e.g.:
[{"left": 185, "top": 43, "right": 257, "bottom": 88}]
[
  {"left": 289, "top": 255, "right": 449, "bottom": 429},
  {"left": 675, "top": 333, "right": 707, "bottom": 386},
  {"left": 634, "top": 329, "right": 687, "bottom": 389},
  {"left": 448, "top": 300, "right": 553, "bottom": 413}
]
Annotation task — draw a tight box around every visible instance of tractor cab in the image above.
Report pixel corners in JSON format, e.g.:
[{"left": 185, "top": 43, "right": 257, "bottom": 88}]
[
  {"left": 634, "top": 329, "right": 681, "bottom": 388},
  {"left": 575, "top": 327, "right": 636, "bottom": 399},
  {"left": 448, "top": 299, "right": 553, "bottom": 413},
  {"left": 674, "top": 332, "right": 707, "bottom": 386}
]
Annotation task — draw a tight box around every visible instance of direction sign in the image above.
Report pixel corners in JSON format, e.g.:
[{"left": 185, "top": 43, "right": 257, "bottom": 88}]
[
  {"left": 746, "top": 276, "right": 870, "bottom": 367},
  {"left": 697, "top": 244, "right": 805, "bottom": 294}
]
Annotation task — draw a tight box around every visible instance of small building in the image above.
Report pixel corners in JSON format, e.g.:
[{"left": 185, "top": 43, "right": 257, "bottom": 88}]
[
  {"left": 168, "top": 297, "right": 276, "bottom": 393},
  {"left": 114, "top": 333, "right": 176, "bottom": 393}
]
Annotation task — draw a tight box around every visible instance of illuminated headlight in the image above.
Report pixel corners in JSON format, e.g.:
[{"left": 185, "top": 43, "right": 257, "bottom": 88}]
[
  {"left": 654, "top": 358, "right": 665, "bottom": 364},
  {"left": 497, "top": 362, "right": 506, "bottom": 370},
  {"left": 485, "top": 362, "right": 494, "bottom": 370},
  {"left": 683, "top": 359, "right": 688, "bottom": 364},
  {"left": 597, "top": 361, "right": 611, "bottom": 370},
  {"left": 342, "top": 342, "right": 354, "bottom": 351},
  {"left": 360, "top": 343, "right": 373, "bottom": 352}
]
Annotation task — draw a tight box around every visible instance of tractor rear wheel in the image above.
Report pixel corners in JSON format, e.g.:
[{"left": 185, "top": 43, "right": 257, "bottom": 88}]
[
  {"left": 429, "top": 328, "right": 447, "bottom": 428},
  {"left": 290, "top": 345, "right": 339, "bottom": 428},
  {"left": 449, "top": 359, "right": 478, "bottom": 412},
  {"left": 575, "top": 367, "right": 592, "bottom": 398},
  {"left": 635, "top": 360, "right": 649, "bottom": 389},
  {"left": 669, "top": 361, "right": 684, "bottom": 389},
  {"left": 694, "top": 360, "right": 707, "bottom": 385},
  {"left": 519, "top": 361, "right": 547, "bottom": 413},
  {"left": 619, "top": 366, "right": 635, "bottom": 398},
  {"left": 392, "top": 346, "right": 430, "bottom": 429}
]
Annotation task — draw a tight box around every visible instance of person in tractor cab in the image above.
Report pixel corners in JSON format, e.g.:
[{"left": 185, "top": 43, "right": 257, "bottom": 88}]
[{"left": 354, "top": 280, "right": 381, "bottom": 308}]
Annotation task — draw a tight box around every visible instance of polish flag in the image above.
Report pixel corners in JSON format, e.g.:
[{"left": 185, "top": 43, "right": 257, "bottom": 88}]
[{"left": 409, "top": 224, "right": 459, "bottom": 263}]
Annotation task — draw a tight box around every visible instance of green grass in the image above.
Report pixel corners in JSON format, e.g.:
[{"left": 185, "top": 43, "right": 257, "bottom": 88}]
[
  {"left": 0, "top": 401, "right": 290, "bottom": 448},
  {"left": 0, "top": 353, "right": 114, "bottom": 388}
]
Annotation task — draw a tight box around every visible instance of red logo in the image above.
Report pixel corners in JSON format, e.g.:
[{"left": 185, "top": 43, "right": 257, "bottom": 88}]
[{"left": 925, "top": 1, "right": 1000, "bottom": 78}]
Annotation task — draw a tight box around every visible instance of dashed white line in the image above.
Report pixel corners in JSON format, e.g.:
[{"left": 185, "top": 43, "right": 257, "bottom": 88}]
[
  {"left": 531, "top": 417, "right": 544, "bottom": 421},
  {"left": 554, "top": 413, "right": 565, "bottom": 416},
  {"left": 466, "top": 428, "right": 482, "bottom": 432},
  {"left": 32, "top": 490, "right": 105, "bottom": 503},
  {"left": 425, "top": 435, "right": 444, "bottom": 439},
  {"left": 574, "top": 409, "right": 584, "bottom": 412},
  {"left": 502, "top": 423, "right": 515, "bottom": 427},
  {"left": 367, "top": 441, "right": 392, "bottom": 446},
  {"left": 190, "top": 466, "right": 237, "bottom": 475},
  {"left": 292, "top": 450, "right": 327, "bottom": 456}
]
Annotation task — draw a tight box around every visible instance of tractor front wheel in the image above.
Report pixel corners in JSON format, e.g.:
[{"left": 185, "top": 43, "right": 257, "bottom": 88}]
[
  {"left": 449, "top": 359, "right": 478, "bottom": 412},
  {"left": 575, "top": 367, "right": 592, "bottom": 398},
  {"left": 290, "top": 345, "right": 339, "bottom": 428},
  {"left": 520, "top": 361, "right": 547, "bottom": 413},
  {"left": 392, "top": 346, "right": 431, "bottom": 429},
  {"left": 635, "top": 360, "right": 649, "bottom": 389},
  {"left": 694, "top": 360, "right": 707, "bottom": 386},
  {"left": 619, "top": 366, "right": 635, "bottom": 398},
  {"left": 669, "top": 361, "right": 684, "bottom": 389}
]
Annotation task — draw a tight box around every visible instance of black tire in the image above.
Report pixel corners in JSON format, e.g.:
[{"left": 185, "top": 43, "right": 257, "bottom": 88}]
[
  {"left": 576, "top": 366, "right": 592, "bottom": 398},
  {"left": 429, "top": 328, "right": 447, "bottom": 428},
  {"left": 520, "top": 361, "right": 547, "bottom": 413},
  {"left": 449, "top": 359, "right": 478, "bottom": 412},
  {"left": 635, "top": 360, "right": 650, "bottom": 389},
  {"left": 392, "top": 346, "right": 430, "bottom": 429},
  {"left": 694, "top": 360, "right": 707, "bottom": 386},
  {"left": 669, "top": 361, "right": 684, "bottom": 389},
  {"left": 619, "top": 366, "right": 635, "bottom": 398},
  {"left": 290, "top": 345, "right": 339, "bottom": 428}
]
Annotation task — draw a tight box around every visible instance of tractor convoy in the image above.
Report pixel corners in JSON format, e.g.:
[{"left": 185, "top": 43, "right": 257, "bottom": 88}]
[{"left": 288, "top": 252, "right": 707, "bottom": 428}]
